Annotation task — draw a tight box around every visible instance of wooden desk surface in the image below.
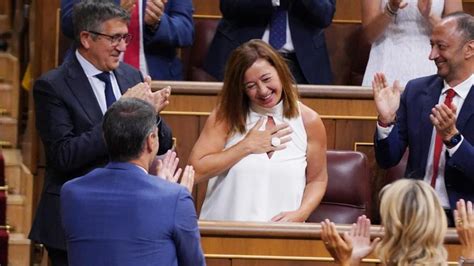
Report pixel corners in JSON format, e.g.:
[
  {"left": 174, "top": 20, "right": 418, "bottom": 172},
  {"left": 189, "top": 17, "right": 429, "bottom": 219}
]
[{"left": 199, "top": 221, "right": 462, "bottom": 265}]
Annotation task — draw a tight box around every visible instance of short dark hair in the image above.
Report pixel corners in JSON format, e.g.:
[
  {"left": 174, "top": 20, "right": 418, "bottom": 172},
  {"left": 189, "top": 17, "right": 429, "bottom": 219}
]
[
  {"left": 102, "top": 98, "right": 157, "bottom": 162},
  {"left": 444, "top": 12, "right": 474, "bottom": 43},
  {"left": 72, "top": 0, "right": 130, "bottom": 46}
]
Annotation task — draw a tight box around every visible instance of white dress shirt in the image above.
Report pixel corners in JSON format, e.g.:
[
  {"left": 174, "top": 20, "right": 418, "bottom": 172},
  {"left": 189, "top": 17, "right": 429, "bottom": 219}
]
[
  {"left": 261, "top": 0, "right": 295, "bottom": 53},
  {"left": 76, "top": 50, "right": 123, "bottom": 114}
]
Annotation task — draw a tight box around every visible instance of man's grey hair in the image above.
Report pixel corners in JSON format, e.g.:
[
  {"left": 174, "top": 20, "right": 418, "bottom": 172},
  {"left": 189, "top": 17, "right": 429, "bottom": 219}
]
[
  {"left": 443, "top": 12, "right": 474, "bottom": 43},
  {"left": 72, "top": 0, "right": 130, "bottom": 46}
]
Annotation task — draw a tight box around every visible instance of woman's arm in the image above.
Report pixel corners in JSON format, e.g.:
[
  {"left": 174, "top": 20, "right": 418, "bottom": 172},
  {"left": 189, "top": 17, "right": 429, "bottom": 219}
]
[
  {"left": 271, "top": 104, "right": 328, "bottom": 222},
  {"left": 361, "top": 0, "right": 407, "bottom": 44},
  {"left": 418, "top": 0, "right": 463, "bottom": 27},
  {"left": 188, "top": 109, "right": 291, "bottom": 183}
]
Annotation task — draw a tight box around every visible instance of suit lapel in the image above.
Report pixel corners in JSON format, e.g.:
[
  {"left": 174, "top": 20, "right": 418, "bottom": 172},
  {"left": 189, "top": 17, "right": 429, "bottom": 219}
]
[
  {"left": 457, "top": 85, "right": 474, "bottom": 132},
  {"left": 419, "top": 76, "right": 444, "bottom": 169},
  {"left": 65, "top": 56, "right": 103, "bottom": 124},
  {"left": 114, "top": 63, "right": 141, "bottom": 95}
]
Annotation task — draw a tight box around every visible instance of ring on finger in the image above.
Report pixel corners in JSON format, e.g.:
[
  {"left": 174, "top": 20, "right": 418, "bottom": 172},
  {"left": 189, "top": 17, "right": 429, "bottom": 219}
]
[{"left": 271, "top": 137, "right": 281, "bottom": 147}]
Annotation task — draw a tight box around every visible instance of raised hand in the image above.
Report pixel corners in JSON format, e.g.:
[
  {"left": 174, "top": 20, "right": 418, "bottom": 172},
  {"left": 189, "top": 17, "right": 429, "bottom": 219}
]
[
  {"left": 179, "top": 165, "right": 195, "bottom": 193},
  {"left": 372, "top": 73, "right": 401, "bottom": 125},
  {"left": 241, "top": 117, "right": 292, "bottom": 154},
  {"left": 155, "top": 150, "right": 195, "bottom": 193},
  {"left": 388, "top": 0, "right": 408, "bottom": 12},
  {"left": 454, "top": 199, "right": 474, "bottom": 260},
  {"left": 144, "top": 0, "right": 168, "bottom": 27},
  {"left": 321, "top": 219, "right": 353, "bottom": 266},
  {"left": 156, "top": 150, "right": 180, "bottom": 182},
  {"left": 120, "top": 0, "right": 135, "bottom": 12},
  {"left": 349, "top": 216, "right": 380, "bottom": 262},
  {"left": 417, "top": 0, "right": 432, "bottom": 19}
]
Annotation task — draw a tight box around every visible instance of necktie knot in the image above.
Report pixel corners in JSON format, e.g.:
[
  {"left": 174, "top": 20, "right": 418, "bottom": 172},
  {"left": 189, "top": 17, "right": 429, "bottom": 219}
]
[
  {"left": 444, "top": 88, "right": 456, "bottom": 108},
  {"left": 95, "top": 72, "right": 116, "bottom": 108},
  {"left": 446, "top": 88, "right": 456, "bottom": 99},
  {"left": 95, "top": 72, "right": 111, "bottom": 83}
]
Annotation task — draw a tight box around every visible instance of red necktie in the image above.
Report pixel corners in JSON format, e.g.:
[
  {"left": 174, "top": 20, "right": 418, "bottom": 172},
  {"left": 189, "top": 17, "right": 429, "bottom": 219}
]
[
  {"left": 266, "top": 116, "right": 276, "bottom": 158},
  {"left": 123, "top": 1, "right": 140, "bottom": 69},
  {"left": 430, "top": 89, "right": 456, "bottom": 188}
]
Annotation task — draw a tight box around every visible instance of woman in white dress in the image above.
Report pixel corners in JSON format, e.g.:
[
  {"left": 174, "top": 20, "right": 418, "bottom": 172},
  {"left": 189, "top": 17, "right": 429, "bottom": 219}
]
[
  {"left": 361, "top": 0, "right": 462, "bottom": 87},
  {"left": 189, "top": 39, "right": 328, "bottom": 222}
]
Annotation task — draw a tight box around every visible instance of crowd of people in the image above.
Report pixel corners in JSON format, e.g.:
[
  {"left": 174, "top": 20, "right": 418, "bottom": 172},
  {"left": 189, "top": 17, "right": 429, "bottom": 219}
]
[{"left": 28, "top": 0, "right": 474, "bottom": 265}]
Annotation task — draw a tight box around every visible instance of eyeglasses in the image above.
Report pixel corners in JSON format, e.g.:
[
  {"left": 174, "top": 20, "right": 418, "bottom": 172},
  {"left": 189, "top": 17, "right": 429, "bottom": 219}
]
[{"left": 87, "top": 30, "right": 132, "bottom": 46}]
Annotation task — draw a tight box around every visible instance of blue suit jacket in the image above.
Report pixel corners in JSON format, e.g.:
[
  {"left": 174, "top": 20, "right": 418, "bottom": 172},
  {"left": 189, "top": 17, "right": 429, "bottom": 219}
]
[
  {"left": 375, "top": 75, "right": 474, "bottom": 208},
  {"left": 60, "top": 0, "right": 194, "bottom": 80},
  {"left": 203, "top": 0, "right": 335, "bottom": 84},
  {"left": 61, "top": 162, "right": 205, "bottom": 266},
  {"left": 29, "top": 55, "right": 173, "bottom": 250}
]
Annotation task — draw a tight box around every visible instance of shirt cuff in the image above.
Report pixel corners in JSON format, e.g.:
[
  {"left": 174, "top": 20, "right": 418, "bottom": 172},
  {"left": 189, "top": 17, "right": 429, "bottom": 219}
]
[
  {"left": 447, "top": 135, "right": 464, "bottom": 156},
  {"left": 376, "top": 122, "right": 394, "bottom": 140},
  {"left": 272, "top": 0, "right": 280, "bottom": 6}
]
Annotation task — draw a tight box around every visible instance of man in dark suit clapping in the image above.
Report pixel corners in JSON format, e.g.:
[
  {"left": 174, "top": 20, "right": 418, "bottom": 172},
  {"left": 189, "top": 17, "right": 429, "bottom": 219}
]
[{"left": 29, "top": 1, "right": 174, "bottom": 264}]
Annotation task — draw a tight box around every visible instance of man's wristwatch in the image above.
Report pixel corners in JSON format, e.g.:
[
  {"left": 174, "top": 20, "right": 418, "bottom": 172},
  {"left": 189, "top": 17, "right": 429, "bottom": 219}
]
[{"left": 443, "top": 133, "right": 462, "bottom": 149}]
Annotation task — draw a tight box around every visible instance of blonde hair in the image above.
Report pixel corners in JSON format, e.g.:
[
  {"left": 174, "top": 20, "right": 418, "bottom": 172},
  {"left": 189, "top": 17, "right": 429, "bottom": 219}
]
[
  {"left": 377, "top": 179, "right": 447, "bottom": 266},
  {"left": 217, "top": 39, "right": 299, "bottom": 135}
]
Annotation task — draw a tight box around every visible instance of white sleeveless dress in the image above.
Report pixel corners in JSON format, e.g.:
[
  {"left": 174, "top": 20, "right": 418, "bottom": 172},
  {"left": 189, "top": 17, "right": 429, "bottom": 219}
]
[
  {"left": 362, "top": 0, "right": 444, "bottom": 87},
  {"left": 199, "top": 101, "right": 307, "bottom": 221}
]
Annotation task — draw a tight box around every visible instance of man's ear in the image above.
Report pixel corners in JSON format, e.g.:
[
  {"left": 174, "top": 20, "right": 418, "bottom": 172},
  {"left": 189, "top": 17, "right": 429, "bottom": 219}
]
[
  {"left": 146, "top": 131, "right": 159, "bottom": 154},
  {"left": 145, "top": 132, "right": 155, "bottom": 153},
  {"left": 80, "top": 31, "right": 91, "bottom": 49},
  {"left": 465, "top": 40, "right": 474, "bottom": 60}
]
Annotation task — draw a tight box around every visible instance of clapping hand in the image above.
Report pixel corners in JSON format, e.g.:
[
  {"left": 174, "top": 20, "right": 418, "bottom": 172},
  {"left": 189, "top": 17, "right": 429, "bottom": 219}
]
[
  {"left": 120, "top": 0, "right": 135, "bottom": 12},
  {"left": 349, "top": 216, "right": 380, "bottom": 262},
  {"left": 454, "top": 199, "right": 474, "bottom": 260},
  {"left": 124, "top": 76, "right": 171, "bottom": 113},
  {"left": 417, "top": 0, "right": 432, "bottom": 19},
  {"left": 155, "top": 150, "right": 195, "bottom": 193},
  {"left": 152, "top": 85, "right": 171, "bottom": 113},
  {"left": 430, "top": 102, "right": 458, "bottom": 142},
  {"left": 372, "top": 73, "right": 401, "bottom": 125},
  {"left": 321, "top": 216, "right": 380, "bottom": 266},
  {"left": 388, "top": 0, "right": 408, "bottom": 12},
  {"left": 144, "top": 0, "right": 168, "bottom": 27},
  {"left": 321, "top": 219, "right": 353, "bottom": 266}
]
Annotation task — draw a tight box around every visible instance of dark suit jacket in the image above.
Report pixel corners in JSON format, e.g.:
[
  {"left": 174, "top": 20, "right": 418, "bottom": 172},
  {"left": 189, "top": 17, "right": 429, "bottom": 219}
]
[
  {"left": 29, "top": 55, "right": 173, "bottom": 250},
  {"left": 203, "top": 0, "right": 335, "bottom": 84},
  {"left": 375, "top": 74, "right": 474, "bottom": 208},
  {"left": 60, "top": 0, "right": 194, "bottom": 80},
  {"left": 61, "top": 162, "right": 205, "bottom": 266}
]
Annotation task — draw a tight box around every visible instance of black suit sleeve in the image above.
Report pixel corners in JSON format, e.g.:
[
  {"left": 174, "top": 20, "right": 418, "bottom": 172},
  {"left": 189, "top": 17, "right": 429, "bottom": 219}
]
[
  {"left": 157, "top": 118, "right": 173, "bottom": 155},
  {"left": 34, "top": 78, "right": 108, "bottom": 175}
]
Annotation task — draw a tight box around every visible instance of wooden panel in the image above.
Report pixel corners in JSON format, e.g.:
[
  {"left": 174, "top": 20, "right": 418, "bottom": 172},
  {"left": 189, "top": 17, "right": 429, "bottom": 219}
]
[
  {"left": 207, "top": 258, "right": 232, "bottom": 266},
  {"left": 233, "top": 261, "right": 336, "bottom": 266},
  {"left": 194, "top": 0, "right": 221, "bottom": 16},
  {"left": 334, "top": 120, "right": 375, "bottom": 150},
  {"left": 162, "top": 114, "right": 201, "bottom": 168},
  {"left": 321, "top": 119, "right": 336, "bottom": 150},
  {"left": 199, "top": 221, "right": 462, "bottom": 263}
]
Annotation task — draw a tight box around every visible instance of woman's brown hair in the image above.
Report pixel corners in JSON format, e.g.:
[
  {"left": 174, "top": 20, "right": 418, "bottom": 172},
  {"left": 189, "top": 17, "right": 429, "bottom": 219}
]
[{"left": 216, "top": 39, "right": 299, "bottom": 135}]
